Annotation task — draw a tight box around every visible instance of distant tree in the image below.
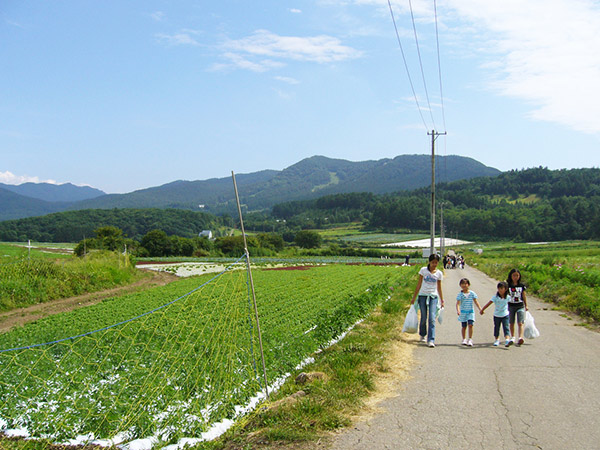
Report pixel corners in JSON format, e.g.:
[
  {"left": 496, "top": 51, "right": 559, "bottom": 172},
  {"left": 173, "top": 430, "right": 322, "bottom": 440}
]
[
  {"left": 95, "top": 226, "right": 125, "bottom": 251},
  {"left": 215, "top": 235, "right": 260, "bottom": 256},
  {"left": 140, "top": 229, "right": 171, "bottom": 257},
  {"left": 294, "top": 230, "right": 322, "bottom": 249},
  {"left": 257, "top": 233, "right": 285, "bottom": 251},
  {"left": 74, "top": 226, "right": 134, "bottom": 256}
]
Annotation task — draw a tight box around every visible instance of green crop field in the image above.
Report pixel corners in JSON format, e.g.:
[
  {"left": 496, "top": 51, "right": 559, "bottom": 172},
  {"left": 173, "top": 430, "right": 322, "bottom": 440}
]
[{"left": 0, "top": 261, "right": 417, "bottom": 449}]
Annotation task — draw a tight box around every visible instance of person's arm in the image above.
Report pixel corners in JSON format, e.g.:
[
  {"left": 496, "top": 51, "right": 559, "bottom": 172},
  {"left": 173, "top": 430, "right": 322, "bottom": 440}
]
[
  {"left": 522, "top": 290, "right": 528, "bottom": 310},
  {"left": 411, "top": 275, "right": 423, "bottom": 304},
  {"left": 480, "top": 300, "right": 493, "bottom": 314},
  {"left": 456, "top": 298, "right": 461, "bottom": 316},
  {"left": 474, "top": 297, "right": 483, "bottom": 314},
  {"left": 437, "top": 280, "right": 444, "bottom": 307}
]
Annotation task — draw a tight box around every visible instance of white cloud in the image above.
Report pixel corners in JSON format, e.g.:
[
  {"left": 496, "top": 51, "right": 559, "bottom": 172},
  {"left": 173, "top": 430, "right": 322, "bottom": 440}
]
[
  {"left": 155, "top": 29, "right": 201, "bottom": 46},
  {"left": 443, "top": 0, "right": 600, "bottom": 134},
  {"left": 211, "top": 53, "right": 284, "bottom": 73},
  {"left": 274, "top": 76, "right": 300, "bottom": 85},
  {"left": 290, "top": 8, "right": 302, "bottom": 14},
  {"left": 0, "top": 171, "right": 58, "bottom": 185},
  {"left": 150, "top": 11, "right": 165, "bottom": 22},
  {"left": 218, "top": 29, "right": 362, "bottom": 72}
]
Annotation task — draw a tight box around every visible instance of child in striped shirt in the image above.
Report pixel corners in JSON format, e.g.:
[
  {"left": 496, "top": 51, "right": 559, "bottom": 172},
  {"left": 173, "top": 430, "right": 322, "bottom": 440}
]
[{"left": 456, "top": 278, "right": 482, "bottom": 347}]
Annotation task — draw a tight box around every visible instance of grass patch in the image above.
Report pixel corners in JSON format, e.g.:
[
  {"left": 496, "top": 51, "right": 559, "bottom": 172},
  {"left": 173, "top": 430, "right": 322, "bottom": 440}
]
[{"left": 0, "top": 251, "right": 144, "bottom": 312}]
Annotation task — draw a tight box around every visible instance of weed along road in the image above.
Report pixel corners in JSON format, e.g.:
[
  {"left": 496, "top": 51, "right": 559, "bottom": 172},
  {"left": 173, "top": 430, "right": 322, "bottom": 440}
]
[{"left": 329, "top": 264, "right": 600, "bottom": 450}]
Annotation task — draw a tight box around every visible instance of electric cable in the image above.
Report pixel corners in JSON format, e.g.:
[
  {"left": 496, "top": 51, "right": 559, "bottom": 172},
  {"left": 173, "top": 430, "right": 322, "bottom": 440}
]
[{"left": 387, "top": 0, "right": 429, "bottom": 131}]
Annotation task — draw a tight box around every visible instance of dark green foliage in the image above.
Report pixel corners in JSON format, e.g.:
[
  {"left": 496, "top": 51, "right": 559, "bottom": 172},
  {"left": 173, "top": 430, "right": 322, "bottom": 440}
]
[
  {"left": 0, "top": 208, "right": 222, "bottom": 243},
  {"left": 271, "top": 167, "right": 600, "bottom": 242},
  {"left": 294, "top": 230, "right": 322, "bottom": 249}
]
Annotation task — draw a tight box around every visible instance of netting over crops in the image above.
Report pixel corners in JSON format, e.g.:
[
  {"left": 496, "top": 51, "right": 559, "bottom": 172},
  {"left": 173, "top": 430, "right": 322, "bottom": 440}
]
[
  {"left": 0, "top": 256, "right": 261, "bottom": 448},
  {"left": 0, "top": 258, "right": 404, "bottom": 449}
]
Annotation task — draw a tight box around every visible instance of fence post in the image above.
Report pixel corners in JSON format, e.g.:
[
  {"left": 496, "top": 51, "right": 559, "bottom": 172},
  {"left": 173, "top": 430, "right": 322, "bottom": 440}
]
[{"left": 231, "top": 171, "right": 269, "bottom": 399}]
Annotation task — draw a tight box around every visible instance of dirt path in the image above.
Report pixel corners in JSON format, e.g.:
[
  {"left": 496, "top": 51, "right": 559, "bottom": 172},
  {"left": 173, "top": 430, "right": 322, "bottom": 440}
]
[
  {"left": 329, "top": 265, "right": 600, "bottom": 449},
  {"left": 0, "top": 269, "right": 178, "bottom": 333}
]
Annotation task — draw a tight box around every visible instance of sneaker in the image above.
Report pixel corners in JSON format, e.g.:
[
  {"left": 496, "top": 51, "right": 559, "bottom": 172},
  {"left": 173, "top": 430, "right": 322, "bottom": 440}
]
[
  {"left": 517, "top": 337, "right": 525, "bottom": 346},
  {"left": 428, "top": 341, "right": 435, "bottom": 348},
  {"left": 505, "top": 339, "right": 514, "bottom": 347},
  {"left": 462, "top": 339, "right": 468, "bottom": 346},
  {"left": 419, "top": 336, "right": 427, "bottom": 343},
  {"left": 467, "top": 339, "right": 473, "bottom": 347},
  {"left": 493, "top": 340, "right": 500, "bottom": 347}
]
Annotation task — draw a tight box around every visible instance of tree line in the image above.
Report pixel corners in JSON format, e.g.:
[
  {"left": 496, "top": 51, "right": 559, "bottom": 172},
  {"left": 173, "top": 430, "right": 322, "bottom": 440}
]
[
  {"left": 1, "top": 167, "right": 600, "bottom": 247},
  {"left": 267, "top": 167, "right": 600, "bottom": 241}
]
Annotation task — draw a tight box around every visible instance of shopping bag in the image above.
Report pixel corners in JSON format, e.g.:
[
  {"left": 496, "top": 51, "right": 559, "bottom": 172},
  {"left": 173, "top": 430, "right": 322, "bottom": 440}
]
[
  {"left": 524, "top": 311, "right": 540, "bottom": 339},
  {"left": 437, "top": 306, "right": 445, "bottom": 325},
  {"left": 402, "top": 304, "right": 419, "bottom": 333}
]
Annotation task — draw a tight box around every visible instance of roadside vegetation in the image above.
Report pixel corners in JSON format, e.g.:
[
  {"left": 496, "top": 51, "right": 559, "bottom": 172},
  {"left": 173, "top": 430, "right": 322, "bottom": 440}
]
[
  {"left": 469, "top": 241, "right": 600, "bottom": 322},
  {"left": 0, "top": 250, "right": 143, "bottom": 312}
]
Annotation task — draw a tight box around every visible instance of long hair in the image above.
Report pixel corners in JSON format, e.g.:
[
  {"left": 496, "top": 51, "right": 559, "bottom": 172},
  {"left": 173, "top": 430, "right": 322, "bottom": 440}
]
[
  {"left": 507, "top": 268, "right": 521, "bottom": 286},
  {"left": 497, "top": 281, "right": 509, "bottom": 298},
  {"left": 427, "top": 253, "right": 440, "bottom": 272}
]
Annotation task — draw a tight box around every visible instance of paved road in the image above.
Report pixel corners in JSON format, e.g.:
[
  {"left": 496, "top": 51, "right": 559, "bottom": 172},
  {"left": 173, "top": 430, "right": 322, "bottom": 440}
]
[{"left": 329, "top": 265, "right": 600, "bottom": 449}]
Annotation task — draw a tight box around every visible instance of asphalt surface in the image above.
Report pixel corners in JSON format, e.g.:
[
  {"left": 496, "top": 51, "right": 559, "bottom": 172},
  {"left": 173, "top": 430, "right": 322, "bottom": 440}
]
[{"left": 329, "top": 264, "right": 600, "bottom": 449}]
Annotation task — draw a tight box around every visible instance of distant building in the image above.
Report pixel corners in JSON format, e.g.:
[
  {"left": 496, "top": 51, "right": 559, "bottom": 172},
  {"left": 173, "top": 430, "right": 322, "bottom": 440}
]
[{"left": 199, "top": 230, "right": 213, "bottom": 239}]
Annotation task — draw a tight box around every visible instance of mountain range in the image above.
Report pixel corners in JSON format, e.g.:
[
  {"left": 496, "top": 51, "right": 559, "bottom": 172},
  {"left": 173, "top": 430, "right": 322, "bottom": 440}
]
[{"left": 0, "top": 154, "right": 501, "bottom": 221}]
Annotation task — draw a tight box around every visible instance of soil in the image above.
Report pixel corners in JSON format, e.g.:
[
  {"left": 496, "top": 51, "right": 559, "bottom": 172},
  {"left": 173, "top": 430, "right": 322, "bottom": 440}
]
[{"left": 0, "top": 269, "right": 178, "bottom": 334}]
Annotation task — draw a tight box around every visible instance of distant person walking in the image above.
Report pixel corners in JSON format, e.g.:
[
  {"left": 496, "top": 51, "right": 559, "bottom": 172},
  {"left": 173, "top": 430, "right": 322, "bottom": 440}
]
[
  {"left": 480, "top": 281, "right": 513, "bottom": 347},
  {"left": 455, "top": 278, "right": 481, "bottom": 346},
  {"left": 507, "top": 268, "right": 528, "bottom": 346},
  {"left": 411, "top": 254, "right": 445, "bottom": 347}
]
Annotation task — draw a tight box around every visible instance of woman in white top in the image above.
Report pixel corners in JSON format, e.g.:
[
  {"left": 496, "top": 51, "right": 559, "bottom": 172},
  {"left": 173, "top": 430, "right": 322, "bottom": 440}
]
[{"left": 410, "top": 254, "right": 445, "bottom": 347}]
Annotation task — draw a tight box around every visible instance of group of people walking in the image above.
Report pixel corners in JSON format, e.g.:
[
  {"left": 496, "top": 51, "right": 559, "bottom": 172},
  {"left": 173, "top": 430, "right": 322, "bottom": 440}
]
[{"left": 410, "top": 254, "right": 528, "bottom": 348}]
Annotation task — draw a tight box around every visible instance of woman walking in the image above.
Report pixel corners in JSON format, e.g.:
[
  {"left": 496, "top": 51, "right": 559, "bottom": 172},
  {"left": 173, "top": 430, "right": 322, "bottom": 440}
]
[{"left": 411, "top": 254, "right": 445, "bottom": 347}]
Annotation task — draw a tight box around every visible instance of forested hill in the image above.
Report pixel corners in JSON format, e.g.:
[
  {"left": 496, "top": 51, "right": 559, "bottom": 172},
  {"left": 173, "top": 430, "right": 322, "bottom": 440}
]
[
  {"left": 68, "top": 154, "right": 498, "bottom": 213},
  {"left": 2, "top": 167, "right": 597, "bottom": 244},
  {"left": 0, "top": 209, "right": 221, "bottom": 243},
  {"left": 0, "top": 154, "right": 499, "bottom": 221},
  {"left": 271, "top": 167, "right": 600, "bottom": 242}
]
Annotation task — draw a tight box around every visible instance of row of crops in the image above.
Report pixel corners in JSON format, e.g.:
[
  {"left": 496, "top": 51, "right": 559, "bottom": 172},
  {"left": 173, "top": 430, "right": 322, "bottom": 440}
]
[{"left": 0, "top": 259, "right": 417, "bottom": 449}]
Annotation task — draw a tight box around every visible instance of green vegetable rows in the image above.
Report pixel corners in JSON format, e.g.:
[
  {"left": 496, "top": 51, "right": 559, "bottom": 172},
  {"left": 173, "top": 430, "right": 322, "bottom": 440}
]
[{"left": 0, "top": 262, "right": 415, "bottom": 448}]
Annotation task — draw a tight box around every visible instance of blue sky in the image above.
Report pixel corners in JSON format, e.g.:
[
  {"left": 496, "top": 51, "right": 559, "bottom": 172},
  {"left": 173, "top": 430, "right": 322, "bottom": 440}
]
[{"left": 2, "top": 0, "right": 599, "bottom": 193}]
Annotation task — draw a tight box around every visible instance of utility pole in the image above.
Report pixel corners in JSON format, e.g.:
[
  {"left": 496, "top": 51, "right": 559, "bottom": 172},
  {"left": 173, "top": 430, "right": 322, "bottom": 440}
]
[
  {"left": 439, "top": 201, "right": 446, "bottom": 257},
  {"left": 427, "top": 130, "right": 447, "bottom": 256}
]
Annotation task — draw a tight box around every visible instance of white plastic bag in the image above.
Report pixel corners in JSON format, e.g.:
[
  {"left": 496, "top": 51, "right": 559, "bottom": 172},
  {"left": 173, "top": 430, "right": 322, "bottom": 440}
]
[
  {"left": 402, "top": 304, "right": 419, "bottom": 333},
  {"left": 524, "top": 311, "right": 540, "bottom": 339},
  {"left": 437, "top": 306, "right": 444, "bottom": 325}
]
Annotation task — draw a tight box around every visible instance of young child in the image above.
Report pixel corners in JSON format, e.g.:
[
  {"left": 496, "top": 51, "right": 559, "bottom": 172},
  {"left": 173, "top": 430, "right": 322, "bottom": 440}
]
[
  {"left": 507, "top": 268, "right": 528, "bottom": 346},
  {"left": 480, "top": 281, "right": 513, "bottom": 347},
  {"left": 456, "top": 278, "right": 481, "bottom": 346}
]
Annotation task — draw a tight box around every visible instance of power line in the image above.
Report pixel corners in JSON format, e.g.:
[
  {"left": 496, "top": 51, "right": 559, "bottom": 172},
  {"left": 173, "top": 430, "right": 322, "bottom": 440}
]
[
  {"left": 433, "top": 0, "right": 447, "bottom": 133},
  {"left": 407, "top": 0, "right": 437, "bottom": 130},
  {"left": 387, "top": 0, "right": 429, "bottom": 131}
]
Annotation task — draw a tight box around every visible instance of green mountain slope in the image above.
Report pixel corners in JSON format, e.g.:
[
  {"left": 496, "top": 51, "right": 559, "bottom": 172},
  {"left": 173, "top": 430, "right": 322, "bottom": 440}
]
[{"left": 1, "top": 154, "right": 500, "bottom": 220}]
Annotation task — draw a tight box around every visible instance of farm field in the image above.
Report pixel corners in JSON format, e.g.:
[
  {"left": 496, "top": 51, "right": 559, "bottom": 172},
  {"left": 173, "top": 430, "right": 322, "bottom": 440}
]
[
  {"left": 317, "top": 225, "right": 428, "bottom": 246},
  {"left": 469, "top": 240, "right": 600, "bottom": 322},
  {"left": 0, "top": 242, "right": 73, "bottom": 260},
  {"left": 0, "top": 260, "right": 417, "bottom": 449}
]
